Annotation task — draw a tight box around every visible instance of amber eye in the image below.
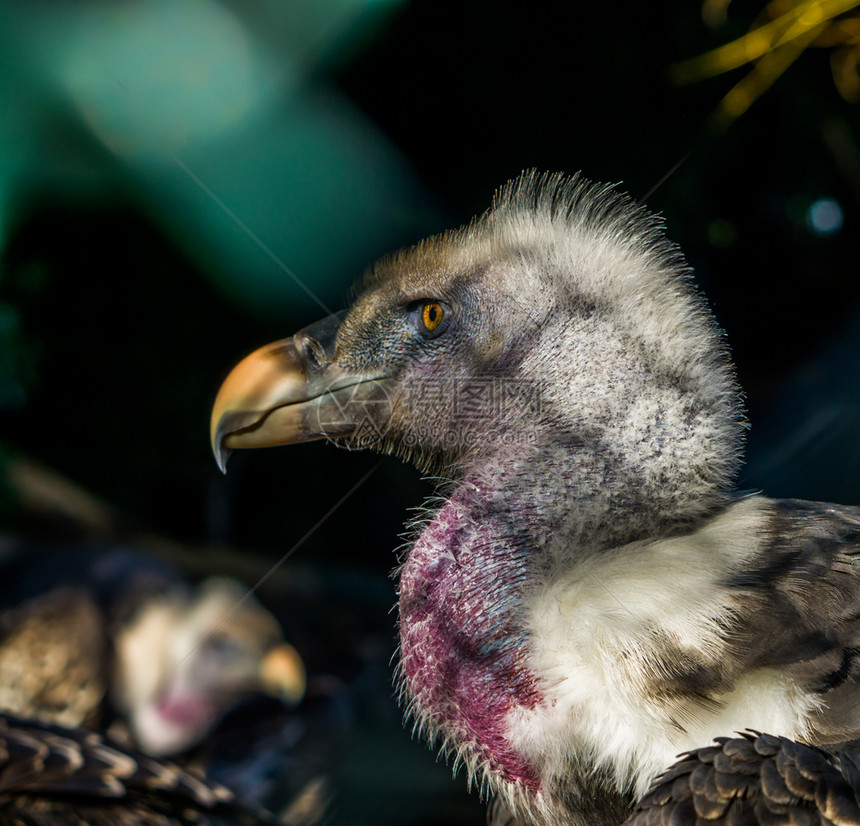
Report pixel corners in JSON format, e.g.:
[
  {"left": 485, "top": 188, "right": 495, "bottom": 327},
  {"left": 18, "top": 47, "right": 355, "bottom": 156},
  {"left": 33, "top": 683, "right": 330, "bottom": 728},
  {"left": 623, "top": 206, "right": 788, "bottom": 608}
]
[
  {"left": 409, "top": 299, "right": 451, "bottom": 339},
  {"left": 422, "top": 302, "right": 444, "bottom": 332}
]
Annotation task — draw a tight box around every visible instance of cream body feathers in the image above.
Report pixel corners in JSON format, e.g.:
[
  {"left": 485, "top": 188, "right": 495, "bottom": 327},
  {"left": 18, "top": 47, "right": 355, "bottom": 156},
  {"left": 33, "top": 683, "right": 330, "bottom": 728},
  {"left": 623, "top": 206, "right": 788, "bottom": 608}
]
[{"left": 509, "top": 497, "right": 820, "bottom": 804}]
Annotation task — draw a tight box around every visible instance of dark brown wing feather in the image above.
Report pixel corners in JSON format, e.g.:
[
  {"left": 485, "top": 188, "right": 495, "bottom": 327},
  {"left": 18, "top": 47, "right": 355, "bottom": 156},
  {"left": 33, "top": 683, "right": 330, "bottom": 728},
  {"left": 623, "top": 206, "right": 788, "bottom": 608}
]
[
  {"left": 722, "top": 500, "right": 860, "bottom": 743},
  {"left": 0, "top": 715, "right": 268, "bottom": 826},
  {"left": 729, "top": 500, "right": 860, "bottom": 672},
  {"left": 625, "top": 731, "right": 860, "bottom": 826}
]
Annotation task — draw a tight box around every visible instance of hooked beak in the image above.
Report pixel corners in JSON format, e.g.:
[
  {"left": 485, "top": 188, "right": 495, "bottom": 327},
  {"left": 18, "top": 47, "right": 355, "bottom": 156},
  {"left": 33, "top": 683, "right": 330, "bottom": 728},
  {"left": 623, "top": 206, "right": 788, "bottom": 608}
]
[{"left": 210, "top": 311, "right": 391, "bottom": 472}]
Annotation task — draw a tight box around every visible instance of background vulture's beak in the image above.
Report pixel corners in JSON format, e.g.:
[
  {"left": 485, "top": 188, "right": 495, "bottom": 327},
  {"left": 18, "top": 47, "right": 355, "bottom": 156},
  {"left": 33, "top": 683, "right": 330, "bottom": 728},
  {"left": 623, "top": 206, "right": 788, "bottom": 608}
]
[
  {"left": 260, "top": 642, "right": 307, "bottom": 706},
  {"left": 210, "top": 311, "right": 391, "bottom": 472}
]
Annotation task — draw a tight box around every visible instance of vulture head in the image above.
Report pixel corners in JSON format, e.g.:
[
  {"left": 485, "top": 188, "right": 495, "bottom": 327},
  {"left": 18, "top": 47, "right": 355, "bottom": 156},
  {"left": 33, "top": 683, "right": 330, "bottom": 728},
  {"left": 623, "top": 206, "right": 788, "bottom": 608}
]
[
  {"left": 210, "top": 173, "right": 747, "bottom": 823},
  {"left": 112, "top": 577, "right": 306, "bottom": 756},
  {"left": 212, "top": 173, "right": 742, "bottom": 540}
]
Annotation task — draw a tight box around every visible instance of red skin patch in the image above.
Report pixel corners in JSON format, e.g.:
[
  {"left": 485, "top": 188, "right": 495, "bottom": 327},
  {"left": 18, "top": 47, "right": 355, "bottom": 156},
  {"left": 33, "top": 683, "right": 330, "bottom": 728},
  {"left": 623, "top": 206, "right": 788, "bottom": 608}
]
[{"left": 398, "top": 484, "right": 544, "bottom": 792}]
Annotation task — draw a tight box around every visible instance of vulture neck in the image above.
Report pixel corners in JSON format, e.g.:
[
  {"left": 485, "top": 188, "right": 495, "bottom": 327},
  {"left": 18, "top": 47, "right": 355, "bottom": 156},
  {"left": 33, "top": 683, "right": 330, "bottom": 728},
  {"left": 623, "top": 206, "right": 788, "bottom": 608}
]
[
  {"left": 452, "top": 418, "right": 720, "bottom": 556},
  {"left": 398, "top": 427, "right": 718, "bottom": 793}
]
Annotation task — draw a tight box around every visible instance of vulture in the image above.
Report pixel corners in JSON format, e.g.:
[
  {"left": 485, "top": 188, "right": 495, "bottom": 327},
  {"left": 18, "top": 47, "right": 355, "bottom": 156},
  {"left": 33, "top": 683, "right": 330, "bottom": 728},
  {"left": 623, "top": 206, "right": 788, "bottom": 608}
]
[
  {"left": 210, "top": 172, "right": 860, "bottom": 825},
  {"left": 110, "top": 576, "right": 305, "bottom": 757},
  {"left": 0, "top": 544, "right": 306, "bottom": 757}
]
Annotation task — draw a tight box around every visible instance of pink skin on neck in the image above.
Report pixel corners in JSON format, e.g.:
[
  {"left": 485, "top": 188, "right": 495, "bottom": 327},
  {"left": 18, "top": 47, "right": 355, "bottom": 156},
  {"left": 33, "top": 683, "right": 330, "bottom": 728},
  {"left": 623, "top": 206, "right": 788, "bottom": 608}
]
[{"left": 398, "top": 483, "right": 544, "bottom": 792}]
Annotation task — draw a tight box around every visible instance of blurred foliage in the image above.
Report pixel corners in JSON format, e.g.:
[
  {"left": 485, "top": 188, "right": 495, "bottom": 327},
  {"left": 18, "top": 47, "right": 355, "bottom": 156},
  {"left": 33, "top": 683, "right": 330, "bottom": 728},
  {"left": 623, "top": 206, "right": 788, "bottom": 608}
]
[
  {"left": 0, "top": 0, "right": 436, "bottom": 326},
  {"left": 0, "top": 300, "right": 37, "bottom": 410},
  {"left": 676, "top": 0, "right": 860, "bottom": 126}
]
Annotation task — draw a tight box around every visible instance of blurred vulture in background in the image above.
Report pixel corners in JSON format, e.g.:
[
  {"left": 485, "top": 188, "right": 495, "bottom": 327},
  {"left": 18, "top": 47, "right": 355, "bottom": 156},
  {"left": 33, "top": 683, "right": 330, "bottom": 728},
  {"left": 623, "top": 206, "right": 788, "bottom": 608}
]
[
  {"left": 0, "top": 539, "right": 305, "bottom": 756},
  {"left": 111, "top": 577, "right": 304, "bottom": 757},
  {"left": 0, "top": 539, "right": 340, "bottom": 825}
]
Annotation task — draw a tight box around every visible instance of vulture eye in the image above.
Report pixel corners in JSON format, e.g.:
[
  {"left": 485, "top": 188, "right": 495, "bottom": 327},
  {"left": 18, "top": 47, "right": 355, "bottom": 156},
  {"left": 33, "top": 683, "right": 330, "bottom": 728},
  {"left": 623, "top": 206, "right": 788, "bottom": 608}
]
[
  {"left": 204, "top": 634, "right": 245, "bottom": 660},
  {"left": 423, "top": 303, "right": 444, "bottom": 330},
  {"left": 411, "top": 300, "right": 450, "bottom": 338}
]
